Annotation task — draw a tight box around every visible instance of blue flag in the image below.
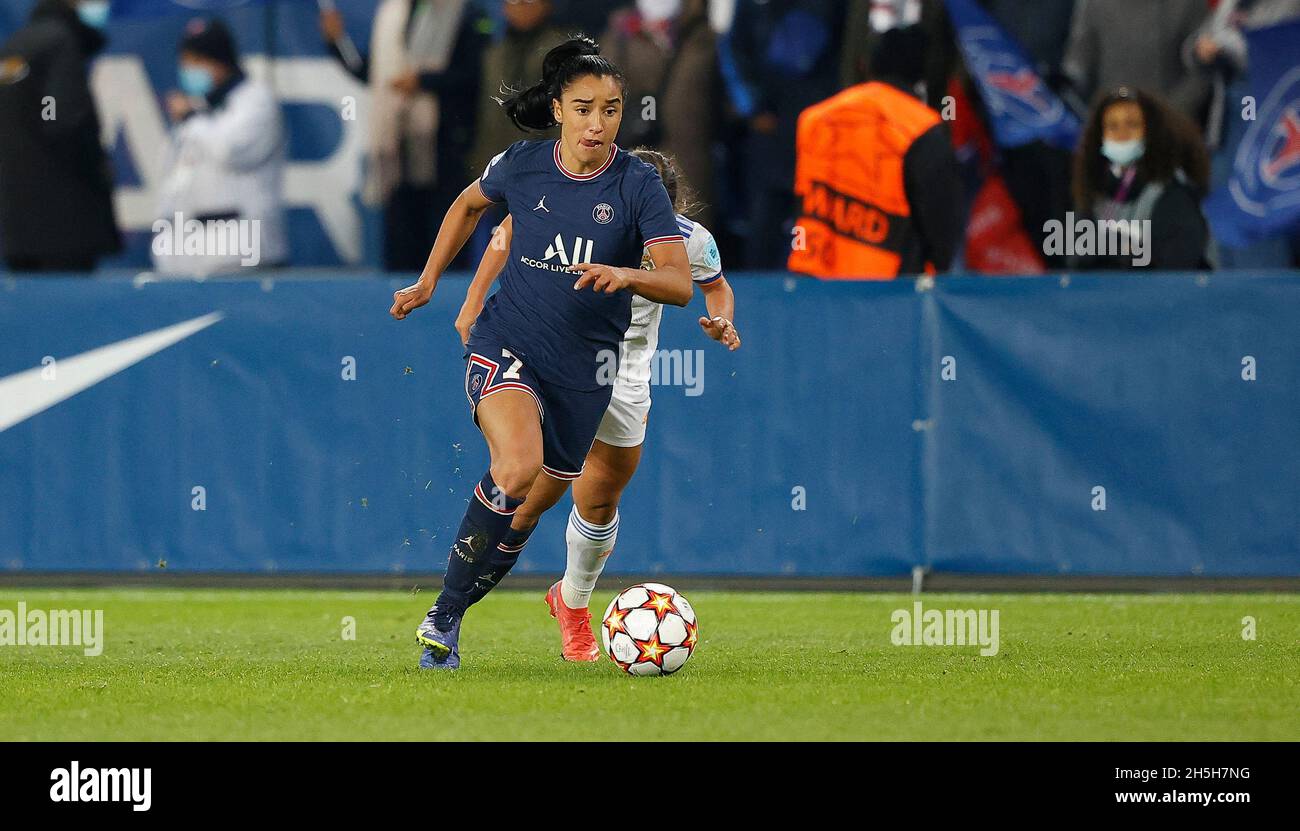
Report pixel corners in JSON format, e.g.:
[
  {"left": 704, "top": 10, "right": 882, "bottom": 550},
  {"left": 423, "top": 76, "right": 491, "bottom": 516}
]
[
  {"left": 1205, "top": 19, "right": 1300, "bottom": 248},
  {"left": 944, "top": 0, "right": 1080, "bottom": 150}
]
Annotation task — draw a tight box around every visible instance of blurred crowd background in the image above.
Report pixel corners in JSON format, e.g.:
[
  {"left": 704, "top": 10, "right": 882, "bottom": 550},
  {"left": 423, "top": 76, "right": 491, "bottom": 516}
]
[{"left": 0, "top": 0, "right": 1298, "bottom": 278}]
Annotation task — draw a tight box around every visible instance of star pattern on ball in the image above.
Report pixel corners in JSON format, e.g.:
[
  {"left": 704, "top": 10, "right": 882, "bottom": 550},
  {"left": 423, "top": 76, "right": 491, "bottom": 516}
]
[
  {"left": 605, "top": 607, "right": 627, "bottom": 636},
  {"left": 635, "top": 635, "right": 669, "bottom": 667},
  {"left": 603, "top": 586, "right": 698, "bottom": 676},
  {"left": 643, "top": 590, "right": 676, "bottom": 620}
]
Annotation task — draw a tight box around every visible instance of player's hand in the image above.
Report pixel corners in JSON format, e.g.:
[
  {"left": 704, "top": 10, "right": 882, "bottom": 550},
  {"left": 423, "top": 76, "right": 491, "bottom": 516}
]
[
  {"left": 391, "top": 281, "right": 433, "bottom": 320},
  {"left": 571, "top": 263, "right": 632, "bottom": 295},
  {"left": 454, "top": 302, "right": 480, "bottom": 346},
  {"left": 700, "top": 315, "right": 740, "bottom": 351}
]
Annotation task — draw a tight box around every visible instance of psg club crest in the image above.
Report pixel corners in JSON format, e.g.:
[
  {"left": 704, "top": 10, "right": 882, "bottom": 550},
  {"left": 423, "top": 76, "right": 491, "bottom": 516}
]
[
  {"left": 958, "top": 28, "right": 1066, "bottom": 131},
  {"left": 592, "top": 203, "right": 614, "bottom": 225},
  {"left": 1229, "top": 66, "right": 1300, "bottom": 219}
]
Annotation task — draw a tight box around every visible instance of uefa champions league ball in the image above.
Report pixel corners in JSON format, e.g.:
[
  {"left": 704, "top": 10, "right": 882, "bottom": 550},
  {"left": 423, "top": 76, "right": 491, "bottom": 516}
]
[{"left": 601, "top": 583, "right": 697, "bottom": 676}]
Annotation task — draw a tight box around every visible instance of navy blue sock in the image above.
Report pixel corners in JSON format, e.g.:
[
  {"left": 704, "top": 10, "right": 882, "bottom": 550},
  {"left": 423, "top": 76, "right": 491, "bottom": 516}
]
[
  {"left": 466, "top": 523, "right": 537, "bottom": 605},
  {"left": 432, "top": 471, "right": 524, "bottom": 618}
]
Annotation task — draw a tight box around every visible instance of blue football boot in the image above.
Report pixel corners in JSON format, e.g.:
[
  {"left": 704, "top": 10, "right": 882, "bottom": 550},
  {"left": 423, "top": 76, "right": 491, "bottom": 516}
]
[{"left": 416, "top": 604, "right": 463, "bottom": 670}]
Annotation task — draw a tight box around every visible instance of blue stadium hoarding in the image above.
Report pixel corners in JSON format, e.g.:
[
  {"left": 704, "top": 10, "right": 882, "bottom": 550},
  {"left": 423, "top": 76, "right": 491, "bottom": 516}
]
[{"left": 1, "top": 272, "right": 1296, "bottom": 576}]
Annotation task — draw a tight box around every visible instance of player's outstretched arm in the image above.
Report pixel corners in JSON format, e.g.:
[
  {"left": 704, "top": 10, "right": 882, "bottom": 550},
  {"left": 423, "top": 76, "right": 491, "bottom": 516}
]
[
  {"left": 635, "top": 240, "right": 693, "bottom": 306},
  {"left": 699, "top": 276, "right": 740, "bottom": 351},
  {"left": 455, "top": 215, "right": 513, "bottom": 345},
  {"left": 390, "top": 181, "right": 495, "bottom": 320},
  {"left": 571, "top": 240, "right": 693, "bottom": 307}
]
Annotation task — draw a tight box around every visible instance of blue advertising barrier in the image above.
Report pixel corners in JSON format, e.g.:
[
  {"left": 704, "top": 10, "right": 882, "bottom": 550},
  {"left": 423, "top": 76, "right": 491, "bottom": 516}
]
[{"left": 0, "top": 271, "right": 1297, "bottom": 575}]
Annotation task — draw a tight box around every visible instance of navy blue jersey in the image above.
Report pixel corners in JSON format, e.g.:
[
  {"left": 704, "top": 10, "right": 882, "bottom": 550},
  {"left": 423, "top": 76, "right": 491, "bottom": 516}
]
[{"left": 474, "top": 139, "right": 684, "bottom": 391}]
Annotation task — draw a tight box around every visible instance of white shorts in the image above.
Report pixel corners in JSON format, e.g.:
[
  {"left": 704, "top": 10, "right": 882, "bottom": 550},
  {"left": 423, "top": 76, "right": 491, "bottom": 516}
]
[{"left": 594, "top": 382, "right": 651, "bottom": 448}]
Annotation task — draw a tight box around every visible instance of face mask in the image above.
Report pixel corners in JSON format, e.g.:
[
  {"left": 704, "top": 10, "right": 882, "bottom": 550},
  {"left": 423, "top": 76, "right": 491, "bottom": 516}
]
[
  {"left": 76, "top": 0, "right": 110, "bottom": 30},
  {"left": 637, "top": 0, "right": 682, "bottom": 23},
  {"left": 179, "top": 65, "right": 215, "bottom": 98},
  {"left": 1101, "top": 137, "right": 1145, "bottom": 167}
]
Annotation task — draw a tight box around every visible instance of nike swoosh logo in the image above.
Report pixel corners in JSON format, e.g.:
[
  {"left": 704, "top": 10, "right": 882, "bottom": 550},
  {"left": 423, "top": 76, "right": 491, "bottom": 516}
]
[{"left": 0, "top": 312, "right": 224, "bottom": 432}]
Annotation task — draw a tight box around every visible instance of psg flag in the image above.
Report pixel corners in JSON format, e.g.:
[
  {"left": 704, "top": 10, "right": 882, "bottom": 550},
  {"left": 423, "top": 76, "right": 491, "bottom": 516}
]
[
  {"left": 944, "top": 0, "right": 1080, "bottom": 150},
  {"left": 1205, "top": 19, "right": 1300, "bottom": 248}
]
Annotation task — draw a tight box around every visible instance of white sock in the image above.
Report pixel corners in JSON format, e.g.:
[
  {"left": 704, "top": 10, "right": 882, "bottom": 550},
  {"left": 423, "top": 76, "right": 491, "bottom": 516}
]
[{"left": 561, "top": 506, "right": 618, "bottom": 609}]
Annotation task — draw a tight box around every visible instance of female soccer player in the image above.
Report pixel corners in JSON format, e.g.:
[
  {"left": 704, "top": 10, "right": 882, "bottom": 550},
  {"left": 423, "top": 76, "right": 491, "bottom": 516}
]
[
  {"left": 389, "top": 37, "right": 693, "bottom": 670},
  {"left": 453, "top": 149, "right": 740, "bottom": 661}
]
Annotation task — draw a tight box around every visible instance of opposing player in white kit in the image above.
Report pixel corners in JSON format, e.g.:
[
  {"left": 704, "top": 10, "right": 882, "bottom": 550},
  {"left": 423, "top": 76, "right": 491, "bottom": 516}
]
[{"left": 454, "top": 148, "right": 740, "bottom": 661}]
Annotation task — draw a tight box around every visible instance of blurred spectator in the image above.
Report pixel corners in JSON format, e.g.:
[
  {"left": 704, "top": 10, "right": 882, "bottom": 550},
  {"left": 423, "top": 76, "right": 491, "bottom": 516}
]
[
  {"left": 1186, "top": 0, "right": 1300, "bottom": 149},
  {"left": 968, "top": 0, "right": 1079, "bottom": 268},
  {"left": 152, "top": 19, "right": 285, "bottom": 275},
  {"left": 601, "top": 0, "right": 719, "bottom": 227},
  {"left": 839, "top": 0, "right": 919, "bottom": 86},
  {"left": 839, "top": 1, "right": 955, "bottom": 111},
  {"left": 549, "top": 0, "right": 622, "bottom": 34},
  {"left": 1071, "top": 86, "right": 1212, "bottom": 270},
  {"left": 1185, "top": 0, "right": 1300, "bottom": 267},
  {"left": 982, "top": 0, "right": 1076, "bottom": 87},
  {"left": 321, "top": 0, "right": 488, "bottom": 271},
  {"left": 463, "top": 0, "right": 565, "bottom": 261},
  {"left": 788, "top": 26, "right": 963, "bottom": 279},
  {"left": 0, "top": 0, "right": 120, "bottom": 272},
  {"left": 1063, "top": 0, "right": 1211, "bottom": 125},
  {"left": 467, "top": 0, "right": 564, "bottom": 179},
  {"left": 720, "top": 0, "right": 845, "bottom": 268}
]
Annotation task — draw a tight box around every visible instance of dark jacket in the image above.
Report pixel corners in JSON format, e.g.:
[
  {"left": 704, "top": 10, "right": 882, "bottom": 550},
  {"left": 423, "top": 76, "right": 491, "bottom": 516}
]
[
  {"left": 1063, "top": 0, "right": 1211, "bottom": 123},
  {"left": 901, "top": 122, "right": 964, "bottom": 273},
  {"left": 723, "top": 0, "right": 845, "bottom": 189},
  {"left": 1075, "top": 170, "right": 1210, "bottom": 270},
  {"left": 0, "top": 0, "right": 120, "bottom": 265},
  {"left": 465, "top": 21, "right": 565, "bottom": 181},
  {"left": 602, "top": 10, "right": 719, "bottom": 227}
]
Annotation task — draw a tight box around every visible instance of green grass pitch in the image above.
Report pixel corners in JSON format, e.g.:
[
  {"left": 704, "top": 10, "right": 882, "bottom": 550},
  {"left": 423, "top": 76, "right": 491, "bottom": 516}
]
[{"left": 1, "top": 588, "right": 1297, "bottom": 741}]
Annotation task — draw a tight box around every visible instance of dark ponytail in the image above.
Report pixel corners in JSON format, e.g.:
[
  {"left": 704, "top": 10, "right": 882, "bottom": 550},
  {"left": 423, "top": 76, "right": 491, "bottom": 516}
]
[{"left": 499, "top": 35, "right": 627, "bottom": 132}]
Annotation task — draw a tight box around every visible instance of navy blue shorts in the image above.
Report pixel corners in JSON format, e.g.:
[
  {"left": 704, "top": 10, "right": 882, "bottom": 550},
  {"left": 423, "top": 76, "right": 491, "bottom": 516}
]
[{"left": 463, "top": 328, "right": 612, "bottom": 481}]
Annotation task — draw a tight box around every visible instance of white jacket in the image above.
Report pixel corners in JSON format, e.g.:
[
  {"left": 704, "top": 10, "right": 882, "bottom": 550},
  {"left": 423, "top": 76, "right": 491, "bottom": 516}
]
[{"left": 152, "top": 77, "right": 287, "bottom": 275}]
